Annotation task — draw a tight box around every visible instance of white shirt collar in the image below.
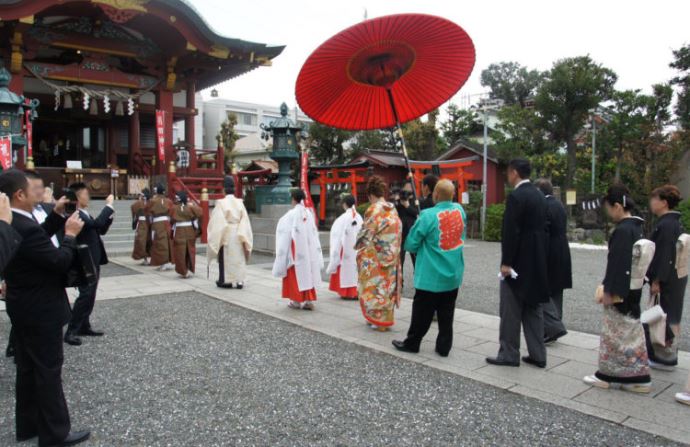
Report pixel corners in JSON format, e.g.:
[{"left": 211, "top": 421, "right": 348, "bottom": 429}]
[
  {"left": 515, "top": 179, "right": 531, "bottom": 189},
  {"left": 11, "top": 208, "right": 34, "bottom": 220}
]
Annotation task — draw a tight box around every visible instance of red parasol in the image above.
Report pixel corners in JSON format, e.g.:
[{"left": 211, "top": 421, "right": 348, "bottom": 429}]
[
  {"left": 295, "top": 13, "right": 475, "bottom": 131},
  {"left": 295, "top": 13, "right": 475, "bottom": 203}
]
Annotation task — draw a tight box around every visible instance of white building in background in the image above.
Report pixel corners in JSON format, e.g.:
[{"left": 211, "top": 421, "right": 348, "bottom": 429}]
[{"left": 197, "top": 98, "right": 311, "bottom": 169}]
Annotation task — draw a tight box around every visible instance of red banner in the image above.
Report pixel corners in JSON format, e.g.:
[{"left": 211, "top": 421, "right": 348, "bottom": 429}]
[
  {"left": 24, "top": 109, "right": 32, "bottom": 158},
  {"left": 0, "top": 136, "right": 11, "bottom": 170},
  {"left": 300, "top": 149, "right": 317, "bottom": 224},
  {"left": 155, "top": 109, "right": 165, "bottom": 161}
]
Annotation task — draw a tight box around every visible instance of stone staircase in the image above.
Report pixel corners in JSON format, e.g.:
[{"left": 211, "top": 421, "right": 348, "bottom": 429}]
[
  {"left": 90, "top": 199, "right": 137, "bottom": 257},
  {"left": 249, "top": 204, "right": 330, "bottom": 255}
]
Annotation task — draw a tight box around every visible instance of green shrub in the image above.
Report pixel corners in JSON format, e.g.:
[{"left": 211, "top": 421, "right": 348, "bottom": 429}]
[
  {"left": 484, "top": 203, "right": 505, "bottom": 242},
  {"left": 680, "top": 198, "right": 690, "bottom": 232},
  {"left": 356, "top": 202, "right": 371, "bottom": 217}
]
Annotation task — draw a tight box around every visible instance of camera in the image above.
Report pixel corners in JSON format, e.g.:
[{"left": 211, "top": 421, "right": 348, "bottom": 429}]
[{"left": 62, "top": 187, "right": 77, "bottom": 214}]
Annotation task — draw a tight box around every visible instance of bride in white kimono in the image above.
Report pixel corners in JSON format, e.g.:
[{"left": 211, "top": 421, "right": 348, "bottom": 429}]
[
  {"left": 326, "top": 195, "right": 363, "bottom": 300},
  {"left": 207, "top": 176, "right": 253, "bottom": 289},
  {"left": 272, "top": 189, "right": 323, "bottom": 310}
]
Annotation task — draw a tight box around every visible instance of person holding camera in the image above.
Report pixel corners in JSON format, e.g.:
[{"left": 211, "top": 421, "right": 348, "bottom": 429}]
[
  {"left": 394, "top": 181, "right": 419, "bottom": 275},
  {"left": 64, "top": 183, "right": 114, "bottom": 346},
  {"left": 0, "top": 169, "right": 91, "bottom": 447}
]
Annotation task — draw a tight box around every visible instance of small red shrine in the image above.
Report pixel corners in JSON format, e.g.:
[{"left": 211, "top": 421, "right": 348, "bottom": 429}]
[{"left": 0, "top": 0, "right": 284, "bottom": 198}]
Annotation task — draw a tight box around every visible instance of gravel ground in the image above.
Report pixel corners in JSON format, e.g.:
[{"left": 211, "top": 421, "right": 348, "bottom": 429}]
[
  {"left": 0, "top": 292, "right": 680, "bottom": 446},
  {"left": 254, "top": 240, "right": 690, "bottom": 349}
]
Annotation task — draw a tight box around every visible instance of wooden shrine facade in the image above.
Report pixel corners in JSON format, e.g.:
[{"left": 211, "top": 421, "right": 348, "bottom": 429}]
[{"left": 0, "top": 0, "right": 283, "bottom": 197}]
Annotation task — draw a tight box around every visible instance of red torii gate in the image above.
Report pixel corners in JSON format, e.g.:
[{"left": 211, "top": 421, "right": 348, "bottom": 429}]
[
  {"left": 408, "top": 156, "right": 478, "bottom": 201},
  {"left": 310, "top": 161, "right": 369, "bottom": 221}
]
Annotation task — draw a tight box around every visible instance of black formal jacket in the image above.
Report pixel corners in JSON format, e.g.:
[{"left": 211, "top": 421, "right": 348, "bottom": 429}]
[
  {"left": 395, "top": 202, "right": 419, "bottom": 244},
  {"left": 4, "top": 210, "right": 74, "bottom": 328},
  {"left": 545, "top": 195, "right": 573, "bottom": 294},
  {"left": 0, "top": 220, "right": 21, "bottom": 274},
  {"left": 647, "top": 211, "right": 684, "bottom": 284},
  {"left": 77, "top": 205, "right": 115, "bottom": 266},
  {"left": 420, "top": 194, "right": 434, "bottom": 211},
  {"left": 603, "top": 216, "right": 644, "bottom": 301},
  {"left": 501, "top": 181, "right": 550, "bottom": 305}
]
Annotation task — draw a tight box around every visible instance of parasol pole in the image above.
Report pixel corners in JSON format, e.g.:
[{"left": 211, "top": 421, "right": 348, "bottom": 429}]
[{"left": 386, "top": 88, "right": 420, "bottom": 207}]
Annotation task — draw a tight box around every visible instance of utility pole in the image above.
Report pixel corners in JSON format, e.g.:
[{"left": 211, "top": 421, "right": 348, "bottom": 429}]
[
  {"left": 481, "top": 106, "right": 488, "bottom": 240},
  {"left": 591, "top": 115, "right": 596, "bottom": 193}
]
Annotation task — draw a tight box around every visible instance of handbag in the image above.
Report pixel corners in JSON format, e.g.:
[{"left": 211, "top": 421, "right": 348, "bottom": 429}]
[
  {"left": 641, "top": 294, "right": 667, "bottom": 346},
  {"left": 65, "top": 244, "right": 98, "bottom": 288}
]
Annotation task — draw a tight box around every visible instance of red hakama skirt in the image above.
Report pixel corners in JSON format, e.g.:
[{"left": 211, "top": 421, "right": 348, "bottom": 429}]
[
  {"left": 281, "top": 242, "right": 317, "bottom": 302},
  {"left": 329, "top": 266, "right": 358, "bottom": 299}
]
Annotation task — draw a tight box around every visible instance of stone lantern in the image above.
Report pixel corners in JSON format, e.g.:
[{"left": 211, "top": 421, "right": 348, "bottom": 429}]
[
  {"left": 0, "top": 63, "right": 39, "bottom": 170},
  {"left": 255, "top": 102, "right": 303, "bottom": 210}
]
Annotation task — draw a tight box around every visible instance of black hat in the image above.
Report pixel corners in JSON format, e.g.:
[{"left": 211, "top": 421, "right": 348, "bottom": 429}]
[
  {"left": 142, "top": 188, "right": 151, "bottom": 200},
  {"left": 177, "top": 190, "right": 188, "bottom": 205},
  {"left": 155, "top": 183, "right": 165, "bottom": 195}
]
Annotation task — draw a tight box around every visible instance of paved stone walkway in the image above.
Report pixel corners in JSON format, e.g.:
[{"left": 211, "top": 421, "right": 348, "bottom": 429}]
[{"left": 70, "top": 255, "right": 689, "bottom": 445}]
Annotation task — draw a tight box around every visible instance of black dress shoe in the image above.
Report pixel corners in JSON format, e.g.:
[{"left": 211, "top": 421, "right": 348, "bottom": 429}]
[
  {"left": 435, "top": 349, "right": 449, "bottom": 358},
  {"left": 236, "top": 283, "right": 244, "bottom": 290},
  {"left": 78, "top": 328, "right": 104, "bottom": 337},
  {"left": 392, "top": 340, "right": 419, "bottom": 353},
  {"left": 40, "top": 430, "right": 90, "bottom": 447},
  {"left": 64, "top": 333, "right": 82, "bottom": 346},
  {"left": 216, "top": 281, "right": 233, "bottom": 289},
  {"left": 544, "top": 330, "right": 568, "bottom": 345},
  {"left": 5, "top": 344, "right": 15, "bottom": 358},
  {"left": 521, "top": 356, "right": 546, "bottom": 368},
  {"left": 485, "top": 356, "right": 519, "bottom": 367}
]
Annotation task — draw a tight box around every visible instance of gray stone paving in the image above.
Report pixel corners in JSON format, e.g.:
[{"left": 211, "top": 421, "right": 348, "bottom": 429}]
[
  {"left": 0, "top": 292, "right": 681, "bottom": 446},
  {"left": 99, "top": 263, "right": 141, "bottom": 278}
]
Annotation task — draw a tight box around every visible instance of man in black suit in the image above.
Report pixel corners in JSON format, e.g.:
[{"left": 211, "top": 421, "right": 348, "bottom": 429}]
[
  {"left": 535, "top": 179, "right": 571, "bottom": 344},
  {"left": 64, "top": 183, "right": 114, "bottom": 346},
  {"left": 486, "top": 159, "right": 550, "bottom": 368},
  {"left": 0, "top": 169, "right": 90, "bottom": 446},
  {"left": 419, "top": 174, "right": 438, "bottom": 210},
  {"left": 0, "top": 192, "right": 20, "bottom": 272}
]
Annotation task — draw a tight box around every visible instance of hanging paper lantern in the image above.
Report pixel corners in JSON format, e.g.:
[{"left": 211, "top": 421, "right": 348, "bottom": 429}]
[
  {"left": 127, "top": 98, "right": 135, "bottom": 115},
  {"left": 83, "top": 93, "right": 90, "bottom": 111},
  {"left": 115, "top": 100, "right": 124, "bottom": 116},
  {"left": 103, "top": 94, "right": 111, "bottom": 114},
  {"left": 89, "top": 97, "right": 98, "bottom": 115},
  {"left": 63, "top": 93, "right": 73, "bottom": 109}
]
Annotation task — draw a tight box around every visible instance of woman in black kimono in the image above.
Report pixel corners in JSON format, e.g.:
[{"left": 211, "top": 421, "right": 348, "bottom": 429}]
[
  {"left": 646, "top": 185, "right": 687, "bottom": 370},
  {"left": 584, "top": 184, "right": 652, "bottom": 393}
]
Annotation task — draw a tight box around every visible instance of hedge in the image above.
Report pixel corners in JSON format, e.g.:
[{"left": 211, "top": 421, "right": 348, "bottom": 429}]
[
  {"left": 484, "top": 203, "right": 505, "bottom": 242},
  {"left": 680, "top": 198, "right": 690, "bottom": 232}
]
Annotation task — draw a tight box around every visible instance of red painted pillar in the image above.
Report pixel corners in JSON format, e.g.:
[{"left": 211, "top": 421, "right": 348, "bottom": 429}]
[
  {"left": 156, "top": 89, "right": 174, "bottom": 176},
  {"left": 185, "top": 82, "right": 195, "bottom": 149}
]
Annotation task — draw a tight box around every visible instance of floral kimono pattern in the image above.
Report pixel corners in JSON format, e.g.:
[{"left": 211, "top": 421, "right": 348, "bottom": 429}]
[
  {"left": 597, "top": 305, "right": 651, "bottom": 383},
  {"left": 355, "top": 201, "right": 402, "bottom": 327}
]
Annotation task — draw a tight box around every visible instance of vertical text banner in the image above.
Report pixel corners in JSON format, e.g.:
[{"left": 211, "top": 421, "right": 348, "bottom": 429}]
[
  {"left": 156, "top": 110, "right": 165, "bottom": 161},
  {"left": 24, "top": 109, "right": 32, "bottom": 159},
  {"left": 0, "top": 136, "right": 12, "bottom": 169}
]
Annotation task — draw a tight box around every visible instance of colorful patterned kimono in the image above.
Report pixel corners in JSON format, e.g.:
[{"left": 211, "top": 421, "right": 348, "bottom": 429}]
[
  {"left": 207, "top": 195, "right": 253, "bottom": 285},
  {"left": 326, "top": 206, "right": 363, "bottom": 299},
  {"left": 131, "top": 199, "right": 150, "bottom": 261},
  {"left": 146, "top": 194, "right": 174, "bottom": 266},
  {"left": 356, "top": 200, "right": 402, "bottom": 327},
  {"left": 272, "top": 203, "right": 323, "bottom": 302},
  {"left": 596, "top": 218, "right": 653, "bottom": 384},
  {"left": 172, "top": 203, "right": 202, "bottom": 276}
]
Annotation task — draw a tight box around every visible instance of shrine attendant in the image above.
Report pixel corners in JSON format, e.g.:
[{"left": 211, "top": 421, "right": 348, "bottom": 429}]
[
  {"left": 646, "top": 185, "right": 688, "bottom": 370},
  {"left": 326, "top": 194, "right": 363, "bottom": 300},
  {"left": 272, "top": 189, "right": 323, "bottom": 310},
  {"left": 146, "top": 183, "right": 174, "bottom": 270},
  {"left": 584, "top": 184, "right": 653, "bottom": 393},
  {"left": 356, "top": 176, "right": 402, "bottom": 331},
  {"left": 131, "top": 189, "right": 150, "bottom": 265},
  {"left": 172, "top": 191, "right": 202, "bottom": 278}
]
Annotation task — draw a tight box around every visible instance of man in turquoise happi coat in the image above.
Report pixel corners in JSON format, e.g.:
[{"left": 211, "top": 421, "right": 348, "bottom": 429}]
[{"left": 393, "top": 179, "right": 466, "bottom": 357}]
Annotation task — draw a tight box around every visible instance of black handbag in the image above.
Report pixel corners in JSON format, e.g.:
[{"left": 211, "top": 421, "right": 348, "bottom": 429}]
[{"left": 65, "top": 244, "right": 98, "bottom": 288}]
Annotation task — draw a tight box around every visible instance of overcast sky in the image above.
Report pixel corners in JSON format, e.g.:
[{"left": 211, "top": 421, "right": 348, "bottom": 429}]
[{"left": 192, "top": 0, "right": 689, "bottom": 113}]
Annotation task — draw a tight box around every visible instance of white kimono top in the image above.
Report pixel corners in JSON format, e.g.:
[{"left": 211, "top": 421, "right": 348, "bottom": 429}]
[
  {"left": 326, "top": 206, "right": 363, "bottom": 288},
  {"left": 272, "top": 203, "right": 323, "bottom": 291},
  {"left": 207, "top": 194, "right": 253, "bottom": 262}
]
